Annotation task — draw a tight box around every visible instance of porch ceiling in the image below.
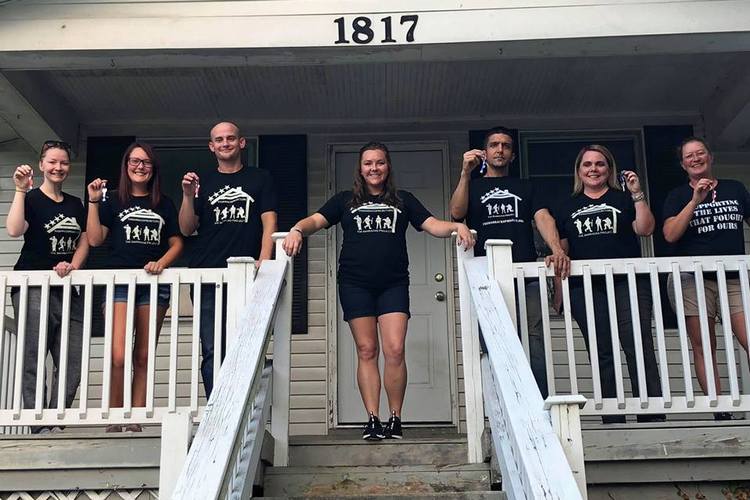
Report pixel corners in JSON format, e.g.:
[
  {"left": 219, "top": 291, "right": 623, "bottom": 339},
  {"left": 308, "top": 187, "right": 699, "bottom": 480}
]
[{"left": 6, "top": 52, "right": 750, "bottom": 145}]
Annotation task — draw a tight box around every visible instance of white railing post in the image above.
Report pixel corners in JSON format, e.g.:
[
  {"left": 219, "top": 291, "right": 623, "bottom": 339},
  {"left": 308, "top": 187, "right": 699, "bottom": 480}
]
[
  {"left": 456, "top": 232, "right": 484, "bottom": 464},
  {"left": 485, "top": 240, "right": 516, "bottom": 330},
  {"left": 271, "top": 233, "right": 293, "bottom": 467},
  {"left": 545, "top": 395, "right": 588, "bottom": 499},
  {"left": 226, "top": 257, "right": 257, "bottom": 350},
  {"left": 159, "top": 409, "right": 193, "bottom": 500}
]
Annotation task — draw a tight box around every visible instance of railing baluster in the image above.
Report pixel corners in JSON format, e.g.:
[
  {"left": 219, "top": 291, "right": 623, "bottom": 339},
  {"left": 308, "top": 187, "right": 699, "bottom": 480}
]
[
  {"left": 603, "top": 266, "right": 625, "bottom": 407},
  {"left": 213, "top": 281, "right": 223, "bottom": 390},
  {"left": 583, "top": 266, "right": 602, "bottom": 408},
  {"left": 35, "top": 276, "right": 51, "bottom": 418},
  {"left": 101, "top": 276, "right": 115, "bottom": 418},
  {"left": 168, "top": 276, "right": 180, "bottom": 413},
  {"left": 146, "top": 275, "right": 159, "bottom": 417},
  {"left": 79, "top": 276, "right": 93, "bottom": 418},
  {"left": 671, "top": 264, "right": 695, "bottom": 407},
  {"left": 56, "top": 277, "right": 72, "bottom": 417},
  {"left": 716, "top": 263, "right": 740, "bottom": 405},
  {"left": 515, "top": 271, "right": 530, "bottom": 359},
  {"left": 12, "top": 278, "right": 28, "bottom": 418},
  {"left": 694, "top": 264, "right": 717, "bottom": 405},
  {"left": 626, "top": 265, "right": 648, "bottom": 409},
  {"left": 561, "top": 278, "right": 578, "bottom": 394},
  {"left": 538, "top": 267, "right": 555, "bottom": 396},
  {"left": 123, "top": 275, "right": 137, "bottom": 417},
  {"left": 648, "top": 264, "right": 672, "bottom": 407},
  {"left": 191, "top": 274, "right": 202, "bottom": 413},
  {"left": 738, "top": 262, "right": 750, "bottom": 400}
]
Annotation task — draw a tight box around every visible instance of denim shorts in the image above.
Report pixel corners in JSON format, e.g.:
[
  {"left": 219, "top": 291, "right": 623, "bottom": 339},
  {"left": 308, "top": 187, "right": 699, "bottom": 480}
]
[
  {"left": 113, "top": 284, "right": 171, "bottom": 307},
  {"left": 338, "top": 283, "right": 410, "bottom": 321}
]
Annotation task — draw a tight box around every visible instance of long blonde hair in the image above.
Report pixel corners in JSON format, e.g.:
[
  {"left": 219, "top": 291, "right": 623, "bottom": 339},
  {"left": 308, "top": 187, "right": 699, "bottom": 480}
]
[{"left": 572, "top": 144, "right": 621, "bottom": 195}]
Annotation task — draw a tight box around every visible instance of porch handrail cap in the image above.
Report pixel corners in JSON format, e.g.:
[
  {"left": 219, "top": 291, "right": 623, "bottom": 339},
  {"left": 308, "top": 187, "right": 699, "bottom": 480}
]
[
  {"left": 272, "top": 231, "right": 289, "bottom": 240},
  {"left": 484, "top": 239, "right": 514, "bottom": 247},
  {"left": 544, "top": 395, "right": 588, "bottom": 409},
  {"left": 226, "top": 257, "right": 256, "bottom": 264}
]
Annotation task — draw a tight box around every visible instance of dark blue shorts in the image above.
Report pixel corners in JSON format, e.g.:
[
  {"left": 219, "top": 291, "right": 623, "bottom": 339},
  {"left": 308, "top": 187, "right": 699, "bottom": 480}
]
[
  {"left": 338, "top": 283, "right": 410, "bottom": 321},
  {"left": 114, "top": 284, "right": 170, "bottom": 308}
]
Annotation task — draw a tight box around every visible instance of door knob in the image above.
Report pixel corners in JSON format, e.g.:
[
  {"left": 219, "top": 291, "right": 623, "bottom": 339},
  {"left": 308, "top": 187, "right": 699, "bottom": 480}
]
[
  {"left": 435, "top": 291, "right": 446, "bottom": 302},
  {"left": 434, "top": 272, "right": 444, "bottom": 282}
]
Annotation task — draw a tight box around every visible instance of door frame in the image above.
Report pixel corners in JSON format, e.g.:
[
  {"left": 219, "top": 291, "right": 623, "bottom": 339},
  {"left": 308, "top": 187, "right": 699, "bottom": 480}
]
[{"left": 325, "top": 140, "right": 459, "bottom": 429}]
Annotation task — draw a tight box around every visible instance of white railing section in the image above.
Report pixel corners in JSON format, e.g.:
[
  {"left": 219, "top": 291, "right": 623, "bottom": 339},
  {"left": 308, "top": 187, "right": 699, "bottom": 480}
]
[
  {"left": 458, "top": 240, "right": 584, "bottom": 500},
  {"left": 168, "top": 233, "right": 293, "bottom": 500},
  {"left": 0, "top": 265, "right": 240, "bottom": 429},
  {"left": 507, "top": 252, "right": 750, "bottom": 417}
]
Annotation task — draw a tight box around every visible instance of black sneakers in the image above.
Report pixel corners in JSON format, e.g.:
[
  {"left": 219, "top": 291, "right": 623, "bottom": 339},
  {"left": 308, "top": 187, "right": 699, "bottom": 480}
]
[
  {"left": 384, "top": 413, "right": 403, "bottom": 439},
  {"left": 363, "top": 412, "right": 385, "bottom": 441}
]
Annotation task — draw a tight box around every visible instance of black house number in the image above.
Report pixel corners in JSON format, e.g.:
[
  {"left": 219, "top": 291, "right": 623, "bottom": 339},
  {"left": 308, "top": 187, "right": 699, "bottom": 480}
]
[{"left": 333, "top": 15, "right": 419, "bottom": 44}]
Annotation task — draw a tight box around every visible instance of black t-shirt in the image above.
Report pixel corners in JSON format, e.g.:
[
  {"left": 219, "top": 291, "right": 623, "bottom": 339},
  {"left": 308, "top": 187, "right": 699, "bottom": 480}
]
[
  {"left": 662, "top": 179, "right": 750, "bottom": 257},
  {"left": 555, "top": 189, "right": 641, "bottom": 261},
  {"left": 190, "top": 167, "right": 278, "bottom": 268},
  {"left": 317, "top": 190, "right": 432, "bottom": 288},
  {"left": 14, "top": 189, "right": 86, "bottom": 271},
  {"left": 99, "top": 194, "right": 180, "bottom": 269},
  {"left": 464, "top": 176, "right": 546, "bottom": 260}
]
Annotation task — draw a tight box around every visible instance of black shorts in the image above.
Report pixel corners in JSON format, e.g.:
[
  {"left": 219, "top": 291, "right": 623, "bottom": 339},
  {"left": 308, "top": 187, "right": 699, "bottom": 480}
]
[{"left": 338, "top": 283, "right": 410, "bottom": 321}]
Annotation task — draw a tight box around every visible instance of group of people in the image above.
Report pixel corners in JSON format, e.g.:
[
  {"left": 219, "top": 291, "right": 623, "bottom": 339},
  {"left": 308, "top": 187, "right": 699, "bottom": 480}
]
[{"left": 7, "top": 121, "right": 749, "bottom": 438}]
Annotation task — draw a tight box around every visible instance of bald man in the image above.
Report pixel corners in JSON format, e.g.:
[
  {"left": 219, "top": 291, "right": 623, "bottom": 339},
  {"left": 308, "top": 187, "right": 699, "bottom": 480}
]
[{"left": 180, "top": 121, "right": 278, "bottom": 397}]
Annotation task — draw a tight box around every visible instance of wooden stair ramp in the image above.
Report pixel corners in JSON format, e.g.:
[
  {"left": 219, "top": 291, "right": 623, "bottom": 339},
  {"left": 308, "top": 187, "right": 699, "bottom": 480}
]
[{"left": 261, "top": 428, "right": 505, "bottom": 499}]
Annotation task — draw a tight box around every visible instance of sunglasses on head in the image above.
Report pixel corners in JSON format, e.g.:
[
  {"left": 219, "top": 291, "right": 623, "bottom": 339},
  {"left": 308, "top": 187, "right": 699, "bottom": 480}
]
[{"left": 40, "top": 140, "right": 72, "bottom": 159}]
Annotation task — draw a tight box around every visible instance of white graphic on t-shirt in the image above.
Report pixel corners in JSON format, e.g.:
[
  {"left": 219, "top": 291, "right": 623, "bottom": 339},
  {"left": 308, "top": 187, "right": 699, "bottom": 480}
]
[
  {"left": 44, "top": 214, "right": 81, "bottom": 255},
  {"left": 351, "top": 202, "right": 402, "bottom": 234},
  {"left": 118, "top": 207, "right": 165, "bottom": 246},
  {"left": 571, "top": 204, "right": 621, "bottom": 237},
  {"left": 480, "top": 188, "right": 522, "bottom": 224},
  {"left": 688, "top": 199, "right": 744, "bottom": 234},
  {"left": 209, "top": 185, "right": 253, "bottom": 224}
]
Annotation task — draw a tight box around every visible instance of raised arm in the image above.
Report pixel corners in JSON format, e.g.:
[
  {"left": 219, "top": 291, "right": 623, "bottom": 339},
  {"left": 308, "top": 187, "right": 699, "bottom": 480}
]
[
  {"left": 663, "top": 180, "right": 712, "bottom": 243},
  {"left": 86, "top": 178, "right": 109, "bottom": 246},
  {"left": 179, "top": 172, "right": 200, "bottom": 236},
  {"left": 420, "top": 217, "right": 476, "bottom": 250},
  {"left": 7, "top": 164, "right": 33, "bottom": 237},
  {"left": 534, "top": 208, "right": 570, "bottom": 278},
  {"left": 449, "top": 150, "right": 483, "bottom": 220},
  {"left": 282, "top": 213, "right": 330, "bottom": 256},
  {"left": 622, "top": 170, "right": 655, "bottom": 236}
]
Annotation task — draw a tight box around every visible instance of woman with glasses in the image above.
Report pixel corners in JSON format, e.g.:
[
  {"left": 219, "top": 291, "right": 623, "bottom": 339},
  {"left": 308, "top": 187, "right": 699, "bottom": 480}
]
[
  {"left": 86, "top": 142, "right": 183, "bottom": 432},
  {"left": 663, "top": 137, "right": 750, "bottom": 419},
  {"left": 6, "top": 140, "right": 89, "bottom": 433},
  {"left": 555, "top": 144, "right": 663, "bottom": 423}
]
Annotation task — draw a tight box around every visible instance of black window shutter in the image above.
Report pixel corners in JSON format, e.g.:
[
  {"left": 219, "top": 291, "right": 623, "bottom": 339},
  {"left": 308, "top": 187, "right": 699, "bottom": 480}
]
[
  {"left": 469, "top": 128, "right": 521, "bottom": 178},
  {"left": 258, "top": 135, "right": 308, "bottom": 334}
]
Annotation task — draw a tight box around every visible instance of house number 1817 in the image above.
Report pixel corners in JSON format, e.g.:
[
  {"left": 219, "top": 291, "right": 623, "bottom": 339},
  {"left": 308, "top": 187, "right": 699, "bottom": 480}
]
[{"left": 333, "top": 15, "right": 419, "bottom": 44}]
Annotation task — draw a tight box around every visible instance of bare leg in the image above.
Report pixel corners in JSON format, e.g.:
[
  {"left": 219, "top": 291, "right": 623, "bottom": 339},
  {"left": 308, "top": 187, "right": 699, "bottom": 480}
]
[
  {"left": 379, "top": 312, "right": 409, "bottom": 417},
  {"left": 685, "top": 316, "right": 720, "bottom": 395},
  {"left": 110, "top": 303, "right": 128, "bottom": 408},
  {"left": 729, "top": 311, "right": 749, "bottom": 354},
  {"left": 132, "top": 305, "right": 167, "bottom": 407},
  {"left": 349, "top": 316, "right": 381, "bottom": 416}
]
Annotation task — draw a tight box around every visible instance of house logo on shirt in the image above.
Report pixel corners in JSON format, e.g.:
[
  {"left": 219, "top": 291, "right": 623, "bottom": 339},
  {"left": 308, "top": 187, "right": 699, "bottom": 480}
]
[
  {"left": 351, "top": 202, "right": 401, "bottom": 234},
  {"left": 571, "top": 204, "right": 621, "bottom": 237},
  {"left": 209, "top": 185, "right": 253, "bottom": 224},
  {"left": 44, "top": 214, "right": 81, "bottom": 254},
  {"left": 480, "top": 188, "right": 522, "bottom": 224},
  {"left": 118, "top": 207, "right": 165, "bottom": 245}
]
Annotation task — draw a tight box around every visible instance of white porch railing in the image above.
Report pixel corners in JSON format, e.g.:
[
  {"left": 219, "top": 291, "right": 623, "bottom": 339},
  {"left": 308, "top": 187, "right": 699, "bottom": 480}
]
[
  {"left": 458, "top": 238, "right": 750, "bottom": 498},
  {"left": 0, "top": 233, "right": 295, "bottom": 500}
]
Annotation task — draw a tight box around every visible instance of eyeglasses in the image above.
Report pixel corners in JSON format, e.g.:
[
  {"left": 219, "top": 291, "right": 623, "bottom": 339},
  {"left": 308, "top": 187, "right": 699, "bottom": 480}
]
[
  {"left": 40, "top": 140, "right": 72, "bottom": 159},
  {"left": 682, "top": 150, "right": 708, "bottom": 161},
  {"left": 127, "top": 157, "right": 154, "bottom": 168}
]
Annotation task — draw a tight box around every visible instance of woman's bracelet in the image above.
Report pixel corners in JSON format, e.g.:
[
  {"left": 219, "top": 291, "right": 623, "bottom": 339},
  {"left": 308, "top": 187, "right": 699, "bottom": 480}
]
[
  {"left": 15, "top": 188, "right": 27, "bottom": 194},
  {"left": 291, "top": 227, "right": 304, "bottom": 237},
  {"left": 631, "top": 191, "right": 646, "bottom": 203},
  {"left": 89, "top": 199, "right": 100, "bottom": 204}
]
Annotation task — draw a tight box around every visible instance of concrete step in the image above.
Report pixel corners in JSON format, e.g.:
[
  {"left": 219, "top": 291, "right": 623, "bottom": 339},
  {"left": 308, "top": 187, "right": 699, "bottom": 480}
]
[
  {"left": 263, "top": 463, "right": 493, "bottom": 497},
  {"left": 261, "top": 492, "right": 505, "bottom": 499},
  {"left": 288, "top": 428, "right": 470, "bottom": 467}
]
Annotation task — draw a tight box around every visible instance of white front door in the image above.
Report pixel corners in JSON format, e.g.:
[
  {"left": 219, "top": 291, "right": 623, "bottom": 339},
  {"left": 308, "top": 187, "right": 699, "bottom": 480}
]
[{"left": 333, "top": 143, "right": 454, "bottom": 424}]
